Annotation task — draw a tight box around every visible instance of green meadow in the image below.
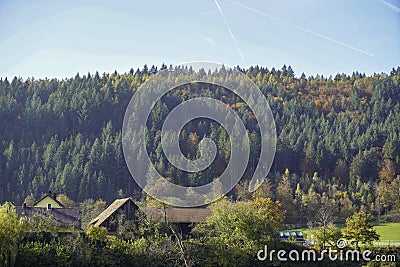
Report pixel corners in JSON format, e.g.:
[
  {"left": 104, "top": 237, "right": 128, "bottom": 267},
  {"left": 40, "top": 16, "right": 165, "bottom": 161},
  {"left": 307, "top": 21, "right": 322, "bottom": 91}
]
[
  {"left": 290, "top": 223, "right": 400, "bottom": 247},
  {"left": 373, "top": 223, "right": 400, "bottom": 247}
]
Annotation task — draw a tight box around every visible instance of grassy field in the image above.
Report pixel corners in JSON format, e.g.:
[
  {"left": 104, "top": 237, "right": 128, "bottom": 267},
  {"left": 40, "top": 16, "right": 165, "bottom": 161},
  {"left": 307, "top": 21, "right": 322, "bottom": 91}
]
[
  {"left": 373, "top": 223, "right": 400, "bottom": 247},
  {"left": 289, "top": 222, "right": 400, "bottom": 247}
]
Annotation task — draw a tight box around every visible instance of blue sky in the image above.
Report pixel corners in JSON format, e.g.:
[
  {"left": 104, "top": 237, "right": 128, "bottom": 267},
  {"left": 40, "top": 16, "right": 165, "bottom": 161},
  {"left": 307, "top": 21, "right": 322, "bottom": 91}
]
[{"left": 0, "top": 0, "right": 399, "bottom": 79}]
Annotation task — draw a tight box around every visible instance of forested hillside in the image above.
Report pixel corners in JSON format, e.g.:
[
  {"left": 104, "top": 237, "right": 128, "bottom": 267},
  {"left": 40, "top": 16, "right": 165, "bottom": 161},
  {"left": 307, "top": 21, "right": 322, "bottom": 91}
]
[{"left": 1, "top": 65, "right": 399, "bottom": 222}]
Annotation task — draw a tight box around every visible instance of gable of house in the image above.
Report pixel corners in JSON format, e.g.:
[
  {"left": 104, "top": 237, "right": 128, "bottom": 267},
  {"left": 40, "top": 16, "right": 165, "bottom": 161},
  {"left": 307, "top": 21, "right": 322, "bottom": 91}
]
[
  {"left": 17, "top": 193, "right": 79, "bottom": 228},
  {"left": 33, "top": 195, "right": 64, "bottom": 209}
]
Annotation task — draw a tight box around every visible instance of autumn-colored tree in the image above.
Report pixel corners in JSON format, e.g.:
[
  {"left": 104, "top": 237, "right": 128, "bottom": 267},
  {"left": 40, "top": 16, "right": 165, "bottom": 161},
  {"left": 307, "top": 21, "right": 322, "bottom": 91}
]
[
  {"left": 56, "top": 193, "right": 76, "bottom": 207},
  {"left": 79, "top": 199, "right": 107, "bottom": 230},
  {"left": 303, "top": 183, "right": 321, "bottom": 219},
  {"left": 332, "top": 159, "right": 349, "bottom": 186},
  {"left": 0, "top": 202, "right": 27, "bottom": 266},
  {"left": 234, "top": 180, "right": 252, "bottom": 201},
  {"left": 86, "top": 225, "right": 108, "bottom": 245},
  {"left": 194, "top": 197, "right": 284, "bottom": 266},
  {"left": 310, "top": 224, "right": 342, "bottom": 249},
  {"left": 196, "top": 197, "right": 285, "bottom": 250},
  {"left": 294, "top": 183, "right": 304, "bottom": 223},
  {"left": 276, "top": 169, "right": 296, "bottom": 221},
  {"left": 186, "top": 132, "right": 199, "bottom": 158},
  {"left": 252, "top": 178, "right": 274, "bottom": 199},
  {"left": 23, "top": 193, "right": 36, "bottom": 206},
  {"left": 377, "top": 175, "right": 400, "bottom": 213},
  {"left": 343, "top": 211, "right": 379, "bottom": 248},
  {"left": 308, "top": 206, "right": 338, "bottom": 249},
  {"left": 379, "top": 159, "right": 396, "bottom": 182}
]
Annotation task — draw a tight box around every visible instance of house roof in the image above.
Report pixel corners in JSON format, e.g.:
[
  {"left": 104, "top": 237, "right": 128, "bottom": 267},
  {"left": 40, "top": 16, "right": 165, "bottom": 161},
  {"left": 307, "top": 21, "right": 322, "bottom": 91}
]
[
  {"left": 90, "top": 198, "right": 138, "bottom": 227},
  {"left": 142, "top": 207, "right": 211, "bottom": 223},
  {"left": 32, "top": 193, "right": 64, "bottom": 208},
  {"left": 89, "top": 198, "right": 211, "bottom": 227},
  {"left": 16, "top": 206, "right": 79, "bottom": 227}
]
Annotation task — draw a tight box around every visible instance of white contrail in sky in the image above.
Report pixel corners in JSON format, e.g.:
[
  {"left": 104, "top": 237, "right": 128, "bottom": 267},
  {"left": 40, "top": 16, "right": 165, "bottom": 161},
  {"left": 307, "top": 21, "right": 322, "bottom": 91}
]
[
  {"left": 224, "top": 0, "right": 374, "bottom": 57},
  {"left": 214, "top": 0, "right": 245, "bottom": 61},
  {"left": 379, "top": 0, "right": 400, "bottom": 12},
  {"left": 196, "top": 32, "right": 215, "bottom": 44}
]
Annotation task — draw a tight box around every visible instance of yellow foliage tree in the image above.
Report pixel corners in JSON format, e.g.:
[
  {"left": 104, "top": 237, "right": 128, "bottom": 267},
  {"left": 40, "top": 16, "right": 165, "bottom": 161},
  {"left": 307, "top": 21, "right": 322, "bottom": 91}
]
[{"left": 0, "top": 202, "right": 27, "bottom": 267}]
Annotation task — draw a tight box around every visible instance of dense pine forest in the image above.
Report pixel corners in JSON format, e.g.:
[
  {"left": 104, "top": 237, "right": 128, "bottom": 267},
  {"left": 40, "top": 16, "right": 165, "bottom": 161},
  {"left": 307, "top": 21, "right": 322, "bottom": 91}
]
[{"left": 1, "top": 64, "right": 399, "bottom": 223}]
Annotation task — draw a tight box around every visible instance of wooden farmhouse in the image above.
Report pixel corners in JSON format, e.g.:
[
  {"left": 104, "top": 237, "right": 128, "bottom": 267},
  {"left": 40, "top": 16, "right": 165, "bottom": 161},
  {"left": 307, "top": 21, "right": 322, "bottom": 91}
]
[
  {"left": 90, "top": 198, "right": 212, "bottom": 235},
  {"left": 90, "top": 198, "right": 139, "bottom": 232}
]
